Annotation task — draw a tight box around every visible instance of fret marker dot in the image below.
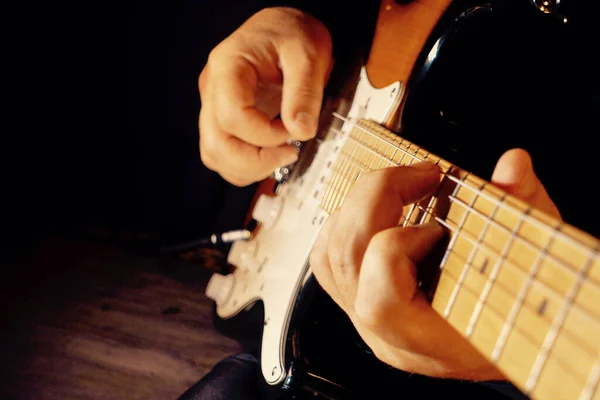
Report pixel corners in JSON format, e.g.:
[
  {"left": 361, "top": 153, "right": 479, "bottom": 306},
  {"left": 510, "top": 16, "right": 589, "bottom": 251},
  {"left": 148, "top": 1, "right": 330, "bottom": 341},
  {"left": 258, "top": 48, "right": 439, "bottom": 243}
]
[
  {"left": 480, "top": 258, "right": 489, "bottom": 274},
  {"left": 537, "top": 298, "right": 548, "bottom": 316}
]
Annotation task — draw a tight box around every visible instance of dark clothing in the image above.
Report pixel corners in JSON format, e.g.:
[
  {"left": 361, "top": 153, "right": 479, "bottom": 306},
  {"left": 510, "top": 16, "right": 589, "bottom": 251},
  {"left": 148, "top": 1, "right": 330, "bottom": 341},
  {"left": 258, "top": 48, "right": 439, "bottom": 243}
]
[{"left": 178, "top": 352, "right": 528, "bottom": 399}]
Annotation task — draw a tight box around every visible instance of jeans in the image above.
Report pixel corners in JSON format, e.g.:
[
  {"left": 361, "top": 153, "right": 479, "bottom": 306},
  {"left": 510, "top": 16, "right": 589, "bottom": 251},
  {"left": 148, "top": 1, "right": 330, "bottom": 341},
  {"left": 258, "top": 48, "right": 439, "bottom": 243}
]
[{"left": 177, "top": 352, "right": 529, "bottom": 400}]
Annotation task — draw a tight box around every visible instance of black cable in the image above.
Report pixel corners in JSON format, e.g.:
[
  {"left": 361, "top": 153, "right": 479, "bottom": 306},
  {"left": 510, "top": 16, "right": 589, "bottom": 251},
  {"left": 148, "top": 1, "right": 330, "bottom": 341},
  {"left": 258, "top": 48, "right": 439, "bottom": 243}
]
[{"left": 159, "top": 229, "right": 251, "bottom": 254}]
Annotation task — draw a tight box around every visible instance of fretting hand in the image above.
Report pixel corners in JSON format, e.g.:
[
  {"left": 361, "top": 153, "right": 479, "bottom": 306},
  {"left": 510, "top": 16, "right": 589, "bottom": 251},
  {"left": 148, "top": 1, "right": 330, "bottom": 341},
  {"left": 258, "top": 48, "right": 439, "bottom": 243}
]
[{"left": 309, "top": 148, "right": 561, "bottom": 380}]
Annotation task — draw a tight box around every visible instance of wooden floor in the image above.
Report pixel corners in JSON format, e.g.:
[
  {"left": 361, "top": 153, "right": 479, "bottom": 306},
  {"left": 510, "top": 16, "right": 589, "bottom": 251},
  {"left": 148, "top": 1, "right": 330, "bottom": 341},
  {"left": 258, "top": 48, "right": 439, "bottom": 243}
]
[{"left": 0, "top": 236, "right": 244, "bottom": 400}]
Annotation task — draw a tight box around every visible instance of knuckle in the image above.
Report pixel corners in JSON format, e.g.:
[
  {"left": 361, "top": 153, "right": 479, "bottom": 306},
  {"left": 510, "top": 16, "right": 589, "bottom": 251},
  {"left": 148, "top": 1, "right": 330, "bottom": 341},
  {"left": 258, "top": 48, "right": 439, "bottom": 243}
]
[
  {"left": 357, "top": 169, "right": 395, "bottom": 196},
  {"left": 326, "top": 236, "right": 347, "bottom": 269},
  {"left": 286, "top": 10, "right": 332, "bottom": 51},
  {"left": 309, "top": 244, "right": 327, "bottom": 270},
  {"left": 199, "top": 141, "right": 218, "bottom": 169},
  {"left": 198, "top": 68, "right": 208, "bottom": 97},
  {"left": 354, "top": 300, "right": 385, "bottom": 331},
  {"left": 291, "top": 84, "right": 321, "bottom": 103},
  {"left": 217, "top": 105, "right": 240, "bottom": 133},
  {"left": 327, "top": 235, "right": 358, "bottom": 281},
  {"left": 206, "top": 46, "right": 224, "bottom": 67},
  {"left": 295, "top": 40, "right": 320, "bottom": 62},
  {"left": 227, "top": 176, "right": 253, "bottom": 187},
  {"left": 365, "top": 231, "right": 393, "bottom": 263}
]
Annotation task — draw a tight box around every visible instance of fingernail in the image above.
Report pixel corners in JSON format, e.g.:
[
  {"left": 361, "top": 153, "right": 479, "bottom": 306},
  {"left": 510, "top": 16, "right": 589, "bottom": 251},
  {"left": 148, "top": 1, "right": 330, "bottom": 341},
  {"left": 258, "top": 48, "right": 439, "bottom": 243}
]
[
  {"left": 411, "top": 161, "right": 437, "bottom": 170},
  {"left": 295, "top": 112, "right": 317, "bottom": 133}
]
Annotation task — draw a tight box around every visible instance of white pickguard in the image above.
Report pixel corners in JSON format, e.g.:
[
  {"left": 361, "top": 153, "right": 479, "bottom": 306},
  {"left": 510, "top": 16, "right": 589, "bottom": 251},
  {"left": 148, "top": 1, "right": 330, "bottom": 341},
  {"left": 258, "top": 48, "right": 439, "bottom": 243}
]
[{"left": 205, "top": 67, "right": 402, "bottom": 385}]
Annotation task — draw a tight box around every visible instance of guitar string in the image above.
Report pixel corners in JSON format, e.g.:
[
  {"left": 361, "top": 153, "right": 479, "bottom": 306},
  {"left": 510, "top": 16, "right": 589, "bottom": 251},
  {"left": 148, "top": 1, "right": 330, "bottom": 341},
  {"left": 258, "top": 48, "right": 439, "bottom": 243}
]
[
  {"left": 317, "top": 122, "right": 600, "bottom": 356},
  {"left": 332, "top": 127, "right": 600, "bottom": 315},
  {"left": 396, "top": 209, "right": 592, "bottom": 380},
  {"left": 333, "top": 127, "right": 600, "bottom": 299},
  {"left": 329, "top": 113, "right": 600, "bottom": 294},
  {"left": 331, "top": 142, "right": 600, "bottom": 335},
  {"left": 408, "top": 200, "right": 600, "bottom": 392},
  {"left": 327, "top": 148, "right": 600, "bottom": 383},
  {"left": 331, "top": 112, "right": 598, "bottom": 261}
]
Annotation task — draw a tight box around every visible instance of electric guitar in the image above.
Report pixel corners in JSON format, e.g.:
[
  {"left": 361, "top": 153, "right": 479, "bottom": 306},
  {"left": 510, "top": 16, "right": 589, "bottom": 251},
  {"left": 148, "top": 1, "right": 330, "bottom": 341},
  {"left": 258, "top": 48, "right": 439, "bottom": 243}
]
[{"left": 205, "top": 0, "right": 600, "bottom": 398}]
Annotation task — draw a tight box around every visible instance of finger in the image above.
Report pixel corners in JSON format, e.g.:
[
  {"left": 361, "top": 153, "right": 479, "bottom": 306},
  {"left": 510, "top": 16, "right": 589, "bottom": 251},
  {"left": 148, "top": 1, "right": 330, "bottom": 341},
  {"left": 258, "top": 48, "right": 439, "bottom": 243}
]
[
  {"left": 354, "top": 224, "right": 448, "bottom": 354},
  {"left": 327, "top": 162, "right": 441, "bottom": 304},
  {"left": 491, "top": 148, "right": 561, "bottom": 219},
  {"left": 199, "top": 103, "right": 298, "bottom": 186},
  {"left": 353, "top": 224, "right": 497, "bottom": 377},
  {"left": 278, "top": 40, "right": 332, "bottom": 141},
  {"left": 213, "top": 58, "right": 291, "bottom": 147},
  {"left": 198, "top": 67, "right": 207, "bottom": 98}
]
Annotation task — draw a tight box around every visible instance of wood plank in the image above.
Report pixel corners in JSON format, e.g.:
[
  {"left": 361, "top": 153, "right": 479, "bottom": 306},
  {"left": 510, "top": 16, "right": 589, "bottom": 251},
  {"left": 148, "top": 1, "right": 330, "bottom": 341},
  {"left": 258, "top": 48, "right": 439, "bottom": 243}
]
[{"left": 0, "top": 237, "right": 244, "bottom": 400}]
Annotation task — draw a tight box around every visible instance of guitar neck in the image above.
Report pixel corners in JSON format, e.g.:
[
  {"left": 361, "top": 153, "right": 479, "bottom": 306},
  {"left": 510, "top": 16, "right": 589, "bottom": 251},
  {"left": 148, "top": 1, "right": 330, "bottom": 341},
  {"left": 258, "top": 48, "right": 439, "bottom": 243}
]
[{"left": 320, "top": 118, "right": 600, "bottom": 400}]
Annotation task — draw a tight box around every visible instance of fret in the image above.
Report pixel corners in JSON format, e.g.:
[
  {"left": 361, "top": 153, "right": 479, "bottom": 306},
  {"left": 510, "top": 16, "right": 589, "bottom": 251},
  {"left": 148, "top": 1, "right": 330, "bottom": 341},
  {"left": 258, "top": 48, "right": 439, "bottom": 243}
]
[
  {"left": 338, "top": 154, "right": 363, "bottom": 209},
  {"left": 434, "top": 255, "right": 583, "bottom": 391},
  {"left": 398, "top": 144, "right": 419, "bottom": 224},
  {"left": 438, "top": 244, "right": 595, "bottom": 383},
  {"left": 448, "top": 188, "right": 596, "bottom": 304},
  {"left": 319, "top": 129, "right": 342, "bottom": 211},
  {"left": 489, "top": 210, "right": 550, "bottom": 369},
  {"left": 416, "top": 158, "right": 436, "bottom": 226},
  {"left": 442, "top": 177, "right": 484, "bottom": 321},
  {"left": 525, "top": 243, "right": 599, "bottom": 397},
  {"left": 395, "top": 137, "right": 410, "bottom": 166},
  {"left": 331, "top": 133, "right": 360, "bottom": 211},
  {"left": 351, "top": 127, "right": 378, "bottom": 168},
  {"left": 321, "top": 117, "right": 600, "bottom": 399},
  {"left": 341, "top": 133, "right": 367, "bottom": 206},
  {"left": 365, "top": 131, "right": 380, "bottom": 172},
  {"left": 320, "top": 157, "right": 337, "bottom": 212},
  {"left": 581, "top": 358, "right": 600, "bottom": 400},
  {"left": 323, "top": 138, "right": 353, "bottom": 212},
  {"left": 463, "top": 191, "right": 505, "bottom": 337},
  {"left": 324, "top": 130, "right": 362, "bottom": 213},
  {"left": 388, "top": 134, "right": 406, "bottom": 165},
  {"left": 478, "top": 206, "right": 536, "bottom": 361},
  {"left": 384, "top": 132, "right": 400, "bottom": 167},
  {"left": 335, "top": 132, "right": 362, "bottom": 210},
  {"left": 439, "top": 260, "right": 589, "bottom": 400},
  {"left": 373, "top": 131, "right": 389, "bottom": 170},
  {"left": 334, "top": 150, "right": 360, "bottom": 212},
  {"left": 329, "top": 138, "right": 352, "bottom": 211}
]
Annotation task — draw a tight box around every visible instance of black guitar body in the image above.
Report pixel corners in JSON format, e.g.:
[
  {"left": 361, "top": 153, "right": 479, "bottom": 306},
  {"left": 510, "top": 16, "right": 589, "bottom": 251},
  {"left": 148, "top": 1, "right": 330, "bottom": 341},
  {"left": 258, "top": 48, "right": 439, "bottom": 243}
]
[
  {"left": 214, "top": 0, "right": 599, "bottom": 398},
  {"left": 279, "top": 1, "right": 600, "bottom": 399}
]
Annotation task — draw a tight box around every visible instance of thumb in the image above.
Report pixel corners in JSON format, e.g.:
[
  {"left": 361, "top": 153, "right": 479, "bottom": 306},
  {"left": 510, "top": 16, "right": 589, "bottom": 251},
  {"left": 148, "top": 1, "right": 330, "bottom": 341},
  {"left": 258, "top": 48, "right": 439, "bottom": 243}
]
[
  {"left": 491, "top": 148, "right": 561, "bottom": 219},
  {"left": 354, "top": 223, "right": 446, "bottom": 325},
  {"left": 354, "top": 223, "right": 464, "bottom": 356},
  {"left": 278, "top": 41, "right": 332, "bottom": 141}
]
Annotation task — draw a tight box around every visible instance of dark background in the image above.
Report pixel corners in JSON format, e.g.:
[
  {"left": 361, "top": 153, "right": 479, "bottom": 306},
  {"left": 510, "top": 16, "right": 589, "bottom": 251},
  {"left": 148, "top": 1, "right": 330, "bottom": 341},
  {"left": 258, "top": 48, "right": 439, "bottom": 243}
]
[
  {"left": 2, "top": 0, "right": 598, "bottom": 287},
  {"left": 4, "top": 1, "right": 280, "bottom": 261}
]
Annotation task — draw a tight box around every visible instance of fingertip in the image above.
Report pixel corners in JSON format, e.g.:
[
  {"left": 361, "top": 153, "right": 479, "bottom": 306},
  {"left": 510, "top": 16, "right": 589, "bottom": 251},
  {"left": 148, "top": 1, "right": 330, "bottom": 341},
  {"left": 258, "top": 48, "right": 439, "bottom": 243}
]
[
  {"left": 259, "top": 144, "right": 298, "bottom": 169},
  {"left": 409, "top": 161, "right": 441, "bottom": 182},
  {"left": 410, "top": 160, "right": 438, "bottom": 171},
  {"left": 492, "top": 148, "right": 538, "bottom": 198},
  {"left": 417, "top": 221, "right": 446, "bottom": 238},
  {"left": 491, "top": 148, "right": 532, "bottom": 186},
  {"left": 287, "top": 111, "right": 318, "bottom": 140},
  {"left": 280, "top": 148, "right": 299, "bottom": 165}
]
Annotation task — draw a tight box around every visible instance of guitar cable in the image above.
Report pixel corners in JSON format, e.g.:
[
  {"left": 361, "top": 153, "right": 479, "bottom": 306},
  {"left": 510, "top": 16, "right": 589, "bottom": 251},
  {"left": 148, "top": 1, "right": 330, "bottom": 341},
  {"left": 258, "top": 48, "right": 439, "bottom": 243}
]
[{"left": 158, "top": 228, "right": 251, "bottom": 254}]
